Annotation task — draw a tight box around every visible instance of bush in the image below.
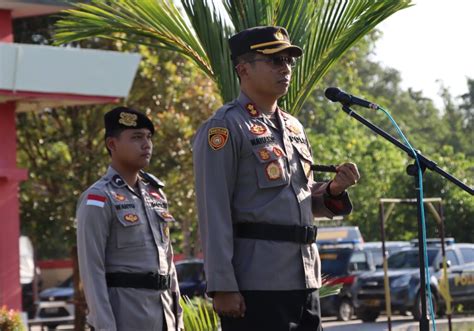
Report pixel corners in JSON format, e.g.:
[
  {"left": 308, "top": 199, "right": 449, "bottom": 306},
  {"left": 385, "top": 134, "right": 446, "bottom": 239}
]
[{"left": 0, "top": 306, "right": 26, "bottom": 331}]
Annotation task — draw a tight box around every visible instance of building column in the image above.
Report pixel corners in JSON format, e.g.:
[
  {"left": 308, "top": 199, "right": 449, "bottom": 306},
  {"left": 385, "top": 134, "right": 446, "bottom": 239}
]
[{"left": 0, "top": 101, "right": 27, "bottom": 310}]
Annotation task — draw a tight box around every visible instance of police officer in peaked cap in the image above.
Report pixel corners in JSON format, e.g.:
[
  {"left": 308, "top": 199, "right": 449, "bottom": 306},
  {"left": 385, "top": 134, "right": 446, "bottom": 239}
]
[
  {"left": 193, "top": 26, "right": 360, "bottom": 330},
  {"left": 76, "top": 106, "right": 183, "bottom": 331}
]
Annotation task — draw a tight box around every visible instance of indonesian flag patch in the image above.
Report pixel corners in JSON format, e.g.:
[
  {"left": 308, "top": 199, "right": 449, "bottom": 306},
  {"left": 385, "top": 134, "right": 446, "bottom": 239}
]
[{"left": 86, "top": 194, "right": 106, "bottom": 208}]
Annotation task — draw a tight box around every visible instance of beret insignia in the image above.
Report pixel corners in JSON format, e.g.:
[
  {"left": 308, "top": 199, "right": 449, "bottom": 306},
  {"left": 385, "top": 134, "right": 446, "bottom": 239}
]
[{"left": 119, "top": 112, "right": 138, "bottom": 127}]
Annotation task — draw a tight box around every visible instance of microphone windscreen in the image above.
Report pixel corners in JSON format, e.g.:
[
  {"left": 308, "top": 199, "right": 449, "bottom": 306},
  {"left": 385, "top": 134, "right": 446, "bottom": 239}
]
[{"left": 324, "top": 87, "right": 341, "bottom": 102}]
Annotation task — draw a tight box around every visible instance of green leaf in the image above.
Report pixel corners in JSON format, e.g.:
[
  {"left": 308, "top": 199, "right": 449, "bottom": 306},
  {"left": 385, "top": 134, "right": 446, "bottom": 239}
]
[{"left": 54, "top": 0, "right": 412, "bottom": 111}]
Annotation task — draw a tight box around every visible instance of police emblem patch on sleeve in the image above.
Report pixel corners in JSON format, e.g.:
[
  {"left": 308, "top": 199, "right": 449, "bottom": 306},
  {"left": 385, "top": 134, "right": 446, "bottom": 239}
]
[{"left": 208, "top": 127, "right": 229, "bottom": 150}]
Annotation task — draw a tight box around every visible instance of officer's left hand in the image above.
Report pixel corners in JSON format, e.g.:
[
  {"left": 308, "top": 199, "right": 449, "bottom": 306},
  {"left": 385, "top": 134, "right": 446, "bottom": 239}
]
[{"left": 329, "top": 162, "right": 360, "bottom": 196}]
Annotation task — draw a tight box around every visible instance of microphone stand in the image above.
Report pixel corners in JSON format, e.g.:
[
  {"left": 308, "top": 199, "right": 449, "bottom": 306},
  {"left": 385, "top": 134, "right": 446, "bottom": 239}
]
[{"left": 338, "top": 104, "right": 473, "bottom": 331}]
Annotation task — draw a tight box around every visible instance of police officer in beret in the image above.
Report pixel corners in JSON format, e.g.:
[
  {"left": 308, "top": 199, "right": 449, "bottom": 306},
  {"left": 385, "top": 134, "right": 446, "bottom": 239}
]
[
  {"left": 76, "top": 106, "right": 183, "bottom": 331},
  {"left": 193, "top": 26, "right": 360, "bottom": 330}
]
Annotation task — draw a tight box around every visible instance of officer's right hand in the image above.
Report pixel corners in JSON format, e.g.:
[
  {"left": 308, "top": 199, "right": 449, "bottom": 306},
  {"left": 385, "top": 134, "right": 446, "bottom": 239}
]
[{"left": 212, "top": 291, "right": 246, "bottom": 318}]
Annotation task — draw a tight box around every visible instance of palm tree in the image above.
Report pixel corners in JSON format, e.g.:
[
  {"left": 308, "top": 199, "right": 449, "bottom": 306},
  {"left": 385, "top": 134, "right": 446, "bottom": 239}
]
[{"left": 54, "top": 0, "right": 412, "bottom": 115}]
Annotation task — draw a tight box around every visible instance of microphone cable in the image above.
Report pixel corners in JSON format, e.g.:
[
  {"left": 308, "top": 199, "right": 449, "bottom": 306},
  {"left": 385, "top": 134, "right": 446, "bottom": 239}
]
[{"left": 377, "top": 105, "right": 437, "bottom": 330}]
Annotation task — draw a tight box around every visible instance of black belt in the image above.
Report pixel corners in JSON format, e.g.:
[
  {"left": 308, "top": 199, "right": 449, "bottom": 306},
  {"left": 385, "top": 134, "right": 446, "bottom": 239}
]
[
  {"left": 234, "top": 222, "right": 317, "bottom": 244},
  {"left": 106, "top": 272, "right": 170, "bottom": 290}
]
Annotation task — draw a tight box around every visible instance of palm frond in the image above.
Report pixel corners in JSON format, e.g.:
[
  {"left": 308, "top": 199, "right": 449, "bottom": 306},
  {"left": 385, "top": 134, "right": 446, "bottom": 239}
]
[
  {"left": 181, "top": 0, "right": 238, "bottom": 102},
  {"left": 277, "top": 0, "right": 413, "bottom": 114},
  {"left": 180, "top": 296, "right": 219, "bottom": 331},
  {"left": 55, "top": 0, "right": 213, "bottom": 81},
  {"left": 54, "top": 0, "right": 413, "bottom": 112}
]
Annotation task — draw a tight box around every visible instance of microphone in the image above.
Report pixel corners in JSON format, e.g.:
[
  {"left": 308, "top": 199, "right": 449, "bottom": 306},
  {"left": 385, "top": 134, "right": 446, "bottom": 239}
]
[{"left": 325, "top": 87, "right": 379, "bottom": 110}]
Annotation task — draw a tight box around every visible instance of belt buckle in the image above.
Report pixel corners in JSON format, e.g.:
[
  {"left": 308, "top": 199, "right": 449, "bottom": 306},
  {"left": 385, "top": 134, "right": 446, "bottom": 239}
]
[
  {"left": 158, "top": 274, "right": 170, "bottom": 290},
  {"left": 303, "top": 226, "right": 316, "bottom": 244}
]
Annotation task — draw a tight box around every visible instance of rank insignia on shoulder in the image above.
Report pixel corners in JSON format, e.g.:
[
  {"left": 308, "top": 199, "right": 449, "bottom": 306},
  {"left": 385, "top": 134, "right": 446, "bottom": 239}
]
[
  {"left": 111, "top": 175, "right": 126, "bottom": 187},
  {"left": 273, "top": 146, "right": 284, "bottom": 158},
  {"left": 265, "top": 161, "right": 282, "bottom": 180},
  {"left": 86, "top": 194, "right": 106, "bottom": 208},
  {"left": 208, "top": 127, "right": 229, "bottom": 150},
  {"left": 246, "top": 103, "right": 259, "bottom": 117},
  {"left": 124, "top": 213, "right": 139, "bottom": 223},
  {"left": 112, "top": 192, "right": 126, "bottom": 202},
  {"left": 258, "top": 148, "right": 271, "bottom": 161},
  {"left": 249, "top": 124, "right": 267, "bottom": 135}
]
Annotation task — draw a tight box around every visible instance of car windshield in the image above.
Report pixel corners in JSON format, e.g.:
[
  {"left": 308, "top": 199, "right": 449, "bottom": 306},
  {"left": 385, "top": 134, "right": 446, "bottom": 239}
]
[
  {"left": 59, "top": 276, "right": 73, "bottom": 288},
  {"left": 365, "top": 245, "right": 408, "bottom": 267},
  {"left": 320, "top": 250, "right": 351, "bottom": 276},
  {"left": 387, "top": 249, "right": 438, "bottom": 269}
]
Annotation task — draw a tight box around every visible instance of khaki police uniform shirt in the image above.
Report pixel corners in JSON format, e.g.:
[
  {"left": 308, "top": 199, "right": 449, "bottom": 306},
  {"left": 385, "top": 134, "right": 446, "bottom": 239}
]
[
  {"left": 193, "top": 92, "right": 352, "bottom": 293},
  {"left": 76, "top": 167, "right": 183, "bottom": 331}
]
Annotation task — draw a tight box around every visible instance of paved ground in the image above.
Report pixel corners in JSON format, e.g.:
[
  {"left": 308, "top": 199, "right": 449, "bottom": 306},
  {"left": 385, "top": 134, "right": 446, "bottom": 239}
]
[
  {"left": 29, "top": 315, "right": 474, "bottom": 330},
  {"left": 323, "top": 315, "right": 474, "bottom": 331}
]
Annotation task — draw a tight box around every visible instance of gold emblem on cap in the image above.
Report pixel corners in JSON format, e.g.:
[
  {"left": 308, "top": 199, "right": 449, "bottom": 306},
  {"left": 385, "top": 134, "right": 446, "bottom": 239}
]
[
  {"left": 119, "top": 112, "right": 138, "bottom": 127},
  {"left": 275, "top": 29, "right": 285, "bottom": 41}
]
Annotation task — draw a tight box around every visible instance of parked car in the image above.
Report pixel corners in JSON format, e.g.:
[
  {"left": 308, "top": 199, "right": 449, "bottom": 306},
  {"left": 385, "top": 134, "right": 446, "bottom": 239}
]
[
  {"left": 175, "top": 259, "right": 206, "bottom": 298},
  {"left": 353, "top": 240, "right": 474, "bottom": 321},
  {"left": 319, "top": 243, "right": 375, "bottom": 321},
  {"left": 363, "top": 241, "right": 410, "bottom": 268},
  {"left": 31, "top": 276, "right": 74, "bottom": 329},
  {"left": 317, "top": 226, "right": 364, "bottom": 246}
]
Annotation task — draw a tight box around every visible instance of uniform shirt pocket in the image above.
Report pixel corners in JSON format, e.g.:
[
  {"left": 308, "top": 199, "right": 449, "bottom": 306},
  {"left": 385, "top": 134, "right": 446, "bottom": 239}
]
[
  {"left": 251, "top": 145, "right": 290, "bottom": 189},
  {"left": 114, "top": 207, "right": 146, "bottom": 248}
]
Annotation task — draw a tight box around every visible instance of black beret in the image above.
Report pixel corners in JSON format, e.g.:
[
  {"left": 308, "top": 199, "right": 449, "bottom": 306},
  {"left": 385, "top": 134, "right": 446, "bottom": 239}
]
[
  {"left": 229, "top": 26, "right": 303, "bottom": 60},
  {"left": 104, "top": 106, "right": 154, "bottom": 137}
]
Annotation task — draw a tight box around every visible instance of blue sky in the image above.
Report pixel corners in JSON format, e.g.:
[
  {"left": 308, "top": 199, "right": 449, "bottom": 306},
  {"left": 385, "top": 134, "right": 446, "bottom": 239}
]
[{"left": 371, "top": 0, "right": 474, "bottom": 108}]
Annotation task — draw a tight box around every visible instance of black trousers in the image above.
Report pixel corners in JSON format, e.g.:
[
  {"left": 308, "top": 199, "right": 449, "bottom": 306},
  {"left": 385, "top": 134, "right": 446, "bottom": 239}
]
[{"left": 220, "top": 289, "right": 322, "bottom": 331}]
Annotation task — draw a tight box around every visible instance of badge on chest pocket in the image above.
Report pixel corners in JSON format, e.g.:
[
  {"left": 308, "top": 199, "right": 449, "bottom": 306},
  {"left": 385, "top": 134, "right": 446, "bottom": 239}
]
[
  {"left": 114, "top": 206, "right": 145, "bottom": 248},
  {"left": 251, "top": 146, "right": 289, "bottom": 189},
  {"left": 155, "top": 210, "right": 176, "bottom": 243}
]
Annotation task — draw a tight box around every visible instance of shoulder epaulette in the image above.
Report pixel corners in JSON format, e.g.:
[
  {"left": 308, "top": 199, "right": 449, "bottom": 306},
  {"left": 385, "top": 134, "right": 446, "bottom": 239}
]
[
  {"left": 139, "top": 170, "right": 165, "bottom": 188},
  {"left": 213, "top": 101, "right": 238, "bottom": 120}
]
